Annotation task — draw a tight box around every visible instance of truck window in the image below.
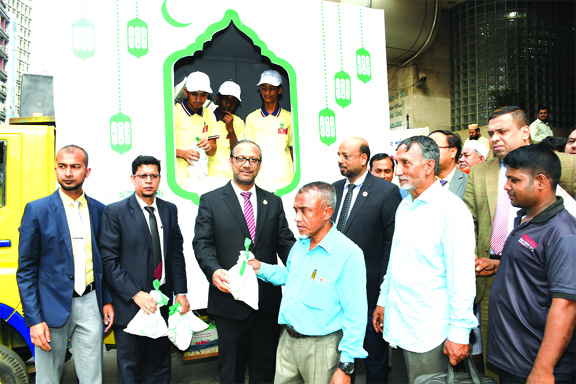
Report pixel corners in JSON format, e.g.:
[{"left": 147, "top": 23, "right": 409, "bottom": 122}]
[{"left": 0, "top": 140, "right": 5, "bottom": 207}]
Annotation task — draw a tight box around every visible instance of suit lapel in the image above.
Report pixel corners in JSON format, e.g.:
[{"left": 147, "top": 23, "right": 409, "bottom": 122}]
[
  {"left": 254, "top": 187, "right": 268, "bottom": 246},
  {"left": 485, "top": 158, "right": 501, "bottom": 222},
  {"left": 86, "top": 195, "right": 99, "bottom": 251},
  {"left": 222, "top": 182, "right": 252, "bottom": 242},
  {"left": 332, "top": 179, "right": 345, "bottom": 222},
  {"left": 129, "top": 194, "right": 154, "bottom": 252},
  {"left": 344, "top": 173, "right": 372, "bottom": 231},
  {"left": 157, "top": 198, "right": 170, "bottom": 257},
  {"left": 50, "top": 191, "right": 73, "bottom": 259}
]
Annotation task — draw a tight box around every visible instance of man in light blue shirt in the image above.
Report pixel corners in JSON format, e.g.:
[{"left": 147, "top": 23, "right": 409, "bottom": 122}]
[
  {"left": 249, "top": 182, "right": 368, "bottom": 384},
  {"left": 373, "top": 136, "right": 477, "bottom": 383}
]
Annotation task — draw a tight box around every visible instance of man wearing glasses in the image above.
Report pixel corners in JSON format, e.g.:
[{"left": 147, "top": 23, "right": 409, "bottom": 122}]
[
  {"left": 429, "top": 130, "right": 468, "bottom": 199},
  {"left": 100, "top": 155, "right": 190, "bottom": 383},
  {"left": 194, "top": 140, "right": 295, "bottom": 383}
]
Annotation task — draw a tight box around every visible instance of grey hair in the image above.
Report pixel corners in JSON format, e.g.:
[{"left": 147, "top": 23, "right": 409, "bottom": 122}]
[
  {"left": 396, "top": 135, "right": 440, "bottom": 176},
  {"left": 297, "top": 182, "right": 337, "bottom": 209}
]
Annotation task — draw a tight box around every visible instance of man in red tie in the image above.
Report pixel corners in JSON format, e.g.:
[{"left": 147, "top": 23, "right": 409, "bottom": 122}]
[
  {"left": 193, "top": 140, "right": 295, "bottom": 383},
  {"left": 100, "top": 155, "right": 190, "bottom": 383}
]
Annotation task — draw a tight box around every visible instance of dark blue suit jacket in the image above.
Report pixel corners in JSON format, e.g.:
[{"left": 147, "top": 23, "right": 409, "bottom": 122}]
[
  {"left": 332, "top": 172, "right": 402, "bottom": 309},
  {"left": 99, "top": 194, "right": 187, "bottom": 326},
  {"left": 17, "top": 190, "right": 111, "bottom": 328}
]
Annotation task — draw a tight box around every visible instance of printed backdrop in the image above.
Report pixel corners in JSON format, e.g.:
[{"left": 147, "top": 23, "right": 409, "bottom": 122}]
[{"left": 33, "top": 0, "right": 390, "bottom": 308}]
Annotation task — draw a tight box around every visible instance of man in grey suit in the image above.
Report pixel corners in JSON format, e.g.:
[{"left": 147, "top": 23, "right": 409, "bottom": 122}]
[
  {"left": 332, "top": 137, "right": 402, "bottom": 383},
  {"left": 429, "top": 130, "right": 468, "bottom": 198}
]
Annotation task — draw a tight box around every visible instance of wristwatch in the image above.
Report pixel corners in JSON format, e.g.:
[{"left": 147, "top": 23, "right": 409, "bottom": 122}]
[{"left": 338, "top": 362, "right": 355, "bottom": 375}]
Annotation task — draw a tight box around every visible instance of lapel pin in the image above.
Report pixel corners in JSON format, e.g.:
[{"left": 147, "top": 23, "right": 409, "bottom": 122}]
[
  {"left": 363, "top": 191, "right": 368, "bottom": 197},
  {"left": 263, "top": 200, "right": 268, "bottom": 205}
]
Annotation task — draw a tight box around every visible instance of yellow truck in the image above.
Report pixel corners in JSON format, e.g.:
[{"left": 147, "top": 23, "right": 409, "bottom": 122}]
[{"left": 0, "top": 120, "right": 56, "bottom": 383}]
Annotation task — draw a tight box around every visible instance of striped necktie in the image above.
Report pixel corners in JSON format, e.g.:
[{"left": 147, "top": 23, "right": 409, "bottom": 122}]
[{"left": 241, "top": 192, "right": 256, "bottom": 242}]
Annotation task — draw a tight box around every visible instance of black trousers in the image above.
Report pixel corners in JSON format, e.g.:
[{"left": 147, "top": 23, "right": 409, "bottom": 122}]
[
  {"left": 214, "top": 310, "right": 280, "bottom": 384},
  {"left": 114, "top": 323, "right": 172, "bottom": 384}
]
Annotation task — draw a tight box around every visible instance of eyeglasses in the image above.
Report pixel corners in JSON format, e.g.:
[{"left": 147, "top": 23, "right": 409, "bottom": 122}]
[
  {"left": 232, "top": 156, "right": 261, "bottom": 165},
  {"left": 134, "top": 174, "right": 160, "bottom": 180},
  {"left": 336, "top": 153, "right": 360, "bottom": 161},
  {"left": 437, "top": 146, "right": 454, "bottom": 150}
]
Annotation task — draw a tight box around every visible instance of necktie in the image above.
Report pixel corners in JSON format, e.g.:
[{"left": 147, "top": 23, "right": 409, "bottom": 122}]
[
  {"left": 337, "top": 184, "right": 356, "bottom": 232},
  {"left": 241, "top": 192, "right": 256, "bottom": 242},
  {"left": 439, "top": 179, "right": 448, "bottom": 187},
  {"left": 72, "top": 201, "right": 86, "bottom": 296},
  {"left": 490, "top": 185, "right": 511, "bottom": 255},
  {"left": 144, "top": 206, "right": 162, "bottom": 280}
]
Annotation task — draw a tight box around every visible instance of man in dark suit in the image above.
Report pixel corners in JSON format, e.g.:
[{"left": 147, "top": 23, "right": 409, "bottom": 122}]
[
  {"left": 332, "top": 137, "right": 402, "bottom": 383},
  {"left": 193, "top": 139, "right": 295, "bottom": 383},
  {"left": 17, "top": 145, "right": 113, "bottom": 384},
  {"left": 100, "top": 155, "right": 189, "bottom": 384},
  {"left": 429, "top": 130, "right": 468, "bottom": 198}
]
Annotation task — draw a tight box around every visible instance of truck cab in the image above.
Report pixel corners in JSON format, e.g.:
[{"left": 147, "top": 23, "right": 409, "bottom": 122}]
[{"left": 0, "top": 119, "right": 56, "bottom": 383}]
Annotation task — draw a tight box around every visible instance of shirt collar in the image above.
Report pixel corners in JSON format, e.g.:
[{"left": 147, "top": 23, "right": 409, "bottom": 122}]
[
  {"left": 59, "top": 188, "right": 87, "bottom": 206},
  {"left": 406, "top": 180, "right": 443, "bottom": 205},
  {"left": 135, "top": 194, "right": 158, "bottom": 211},
  {"left": 297, "top": 223, "right": 338, "bottom": 254},
  {"left": 438, "top": 166, "right": 456, "bottom": 184},
  {"left": 260, "top": 104, "right": 281, "bottom": 117},
  {"left": 230, "top": 180, "right": 256, "bottom": 198},
  {"left": 181, "top": 101, "right": 203, "bottom": 117},
  {"left": 516, "top": 196, "right": 565, "bottom": 224},
  {"left": 346, "top": 169, "right": 368, "bottom": 188}
]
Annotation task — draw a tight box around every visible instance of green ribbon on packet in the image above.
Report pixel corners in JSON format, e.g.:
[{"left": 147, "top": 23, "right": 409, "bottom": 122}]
[
  {"left": 153, "top": 279, "right": 169, "bottom": 306},
  {"left": 169, "top": 302, "right": 182, "bottom": 316},
  {"left": 239, "top": 237, "right": 252, "bottom": 276}
]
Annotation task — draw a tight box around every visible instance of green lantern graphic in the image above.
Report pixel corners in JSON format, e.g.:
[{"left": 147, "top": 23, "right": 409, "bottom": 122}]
[
  {"left": 356, "top": 9, "right": 372, "bottom": 83},
  {"left": 127, "top": 3, "right": 148, "bottom": 58},
  {"left": 319, "top": 1, "right": 337, "bottom": 146},
  {"left": 319, "top": 108, "right": 337, "bottom": 146},
  {"left": 334, "top": 70, "right": 351, "bottom": 108},
  {"left": 334, "top": 4, "right": 351, "bottom": 108},
  {"left": 356, "top": 47, "right": 371, "bottom": 83},
  {"left": 110, "top": 113, "right": 132, "bottom": 154},
  {"left": 111, "top": 0, "right": 132, "bottom": 154},
  {"left": 72, "top": 18, "right": 95, "bottom": 60}
]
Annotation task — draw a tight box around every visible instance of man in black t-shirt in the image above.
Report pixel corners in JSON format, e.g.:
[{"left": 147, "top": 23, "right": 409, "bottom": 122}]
[{"left": 488, "top": 144, "right": 576, "bottom": 383}]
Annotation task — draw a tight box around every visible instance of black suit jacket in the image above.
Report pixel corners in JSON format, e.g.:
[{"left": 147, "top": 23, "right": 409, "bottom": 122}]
[
  {"left": 99, "top": 194, "right": 187, "bottom": 326},
  {"left": 332, "top": 172, "right": 402, "bottom": 309},
  {"left": 193, "top": 181, "right": 295, "bottom": 321}
]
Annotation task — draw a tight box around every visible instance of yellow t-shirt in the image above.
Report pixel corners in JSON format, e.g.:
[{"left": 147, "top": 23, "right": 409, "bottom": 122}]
[
  {"left": 245, "top": 105, "right": 293, "bottom": 192},
  {"left": 208, "top": 111, "right": 245, "bottom": 179},
  {"left": 174, "top": 103, "right": 218, "bottom": 185}
]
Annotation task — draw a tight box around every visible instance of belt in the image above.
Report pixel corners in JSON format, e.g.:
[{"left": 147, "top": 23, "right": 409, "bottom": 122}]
[
  {"left": 73, "top": 282, "right": 95, "bottom": 297},
  {"left": 284, "top": 325, "right": 311, "bottom": 339}
]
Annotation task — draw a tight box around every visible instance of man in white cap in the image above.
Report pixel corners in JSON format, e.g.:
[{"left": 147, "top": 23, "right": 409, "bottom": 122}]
[
  {"left": 175, "top": 71, "right": 218, "bottom": 185},
  {"left": 209, "top": 81, "right": 245, "bottom": 178},
  {"left": 459, "top": 139, "right": 488, "bottom": 174},
  {"left": 245, "top": 69, "right": 294, "bottom": 192}
]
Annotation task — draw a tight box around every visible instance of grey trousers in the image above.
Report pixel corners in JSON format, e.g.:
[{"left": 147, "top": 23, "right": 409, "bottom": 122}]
[
  {"left": 391, "top": 341, "right": 448, "bottom": 384},
  {"left": 274, "top": 329, "right": 343, "bottom": 384},
  {"left": 34, "top": 290, "right": 103, "bottom": 384}
]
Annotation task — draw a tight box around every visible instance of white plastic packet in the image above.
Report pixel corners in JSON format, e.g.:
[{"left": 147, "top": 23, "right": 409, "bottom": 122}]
[
  {"left": 188, "top": 137, "right": 208, "bottom": 182},
  {"left": 124, "top": 280, "right": 170, "bottom": 339},
  {"left": 167, "top": 303, "right": 210, "bottom": 351},
  {"left": 226, "top": 249, "right": 259, "bottom": 310}
]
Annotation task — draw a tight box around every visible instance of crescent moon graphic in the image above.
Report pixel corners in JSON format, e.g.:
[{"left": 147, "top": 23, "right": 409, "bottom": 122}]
[{"left": 161, "top": 0, "right": 192, "bottom": 28}]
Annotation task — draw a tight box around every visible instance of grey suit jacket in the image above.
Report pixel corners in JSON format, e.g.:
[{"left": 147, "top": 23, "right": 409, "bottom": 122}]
[{"left": 448, "top": 167, "right": 469, "bottom": 199}]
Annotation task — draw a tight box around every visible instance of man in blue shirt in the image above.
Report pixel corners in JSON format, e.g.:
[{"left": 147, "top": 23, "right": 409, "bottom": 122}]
[
  {"left": 488, "top": 144, "right": 576, "bottom": 383},
  {"left": 249, "top": 182, "right": 368, "bottom": 384},
  {"left": 373, "top": 136, "right": 477, "bottom": 383}
]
